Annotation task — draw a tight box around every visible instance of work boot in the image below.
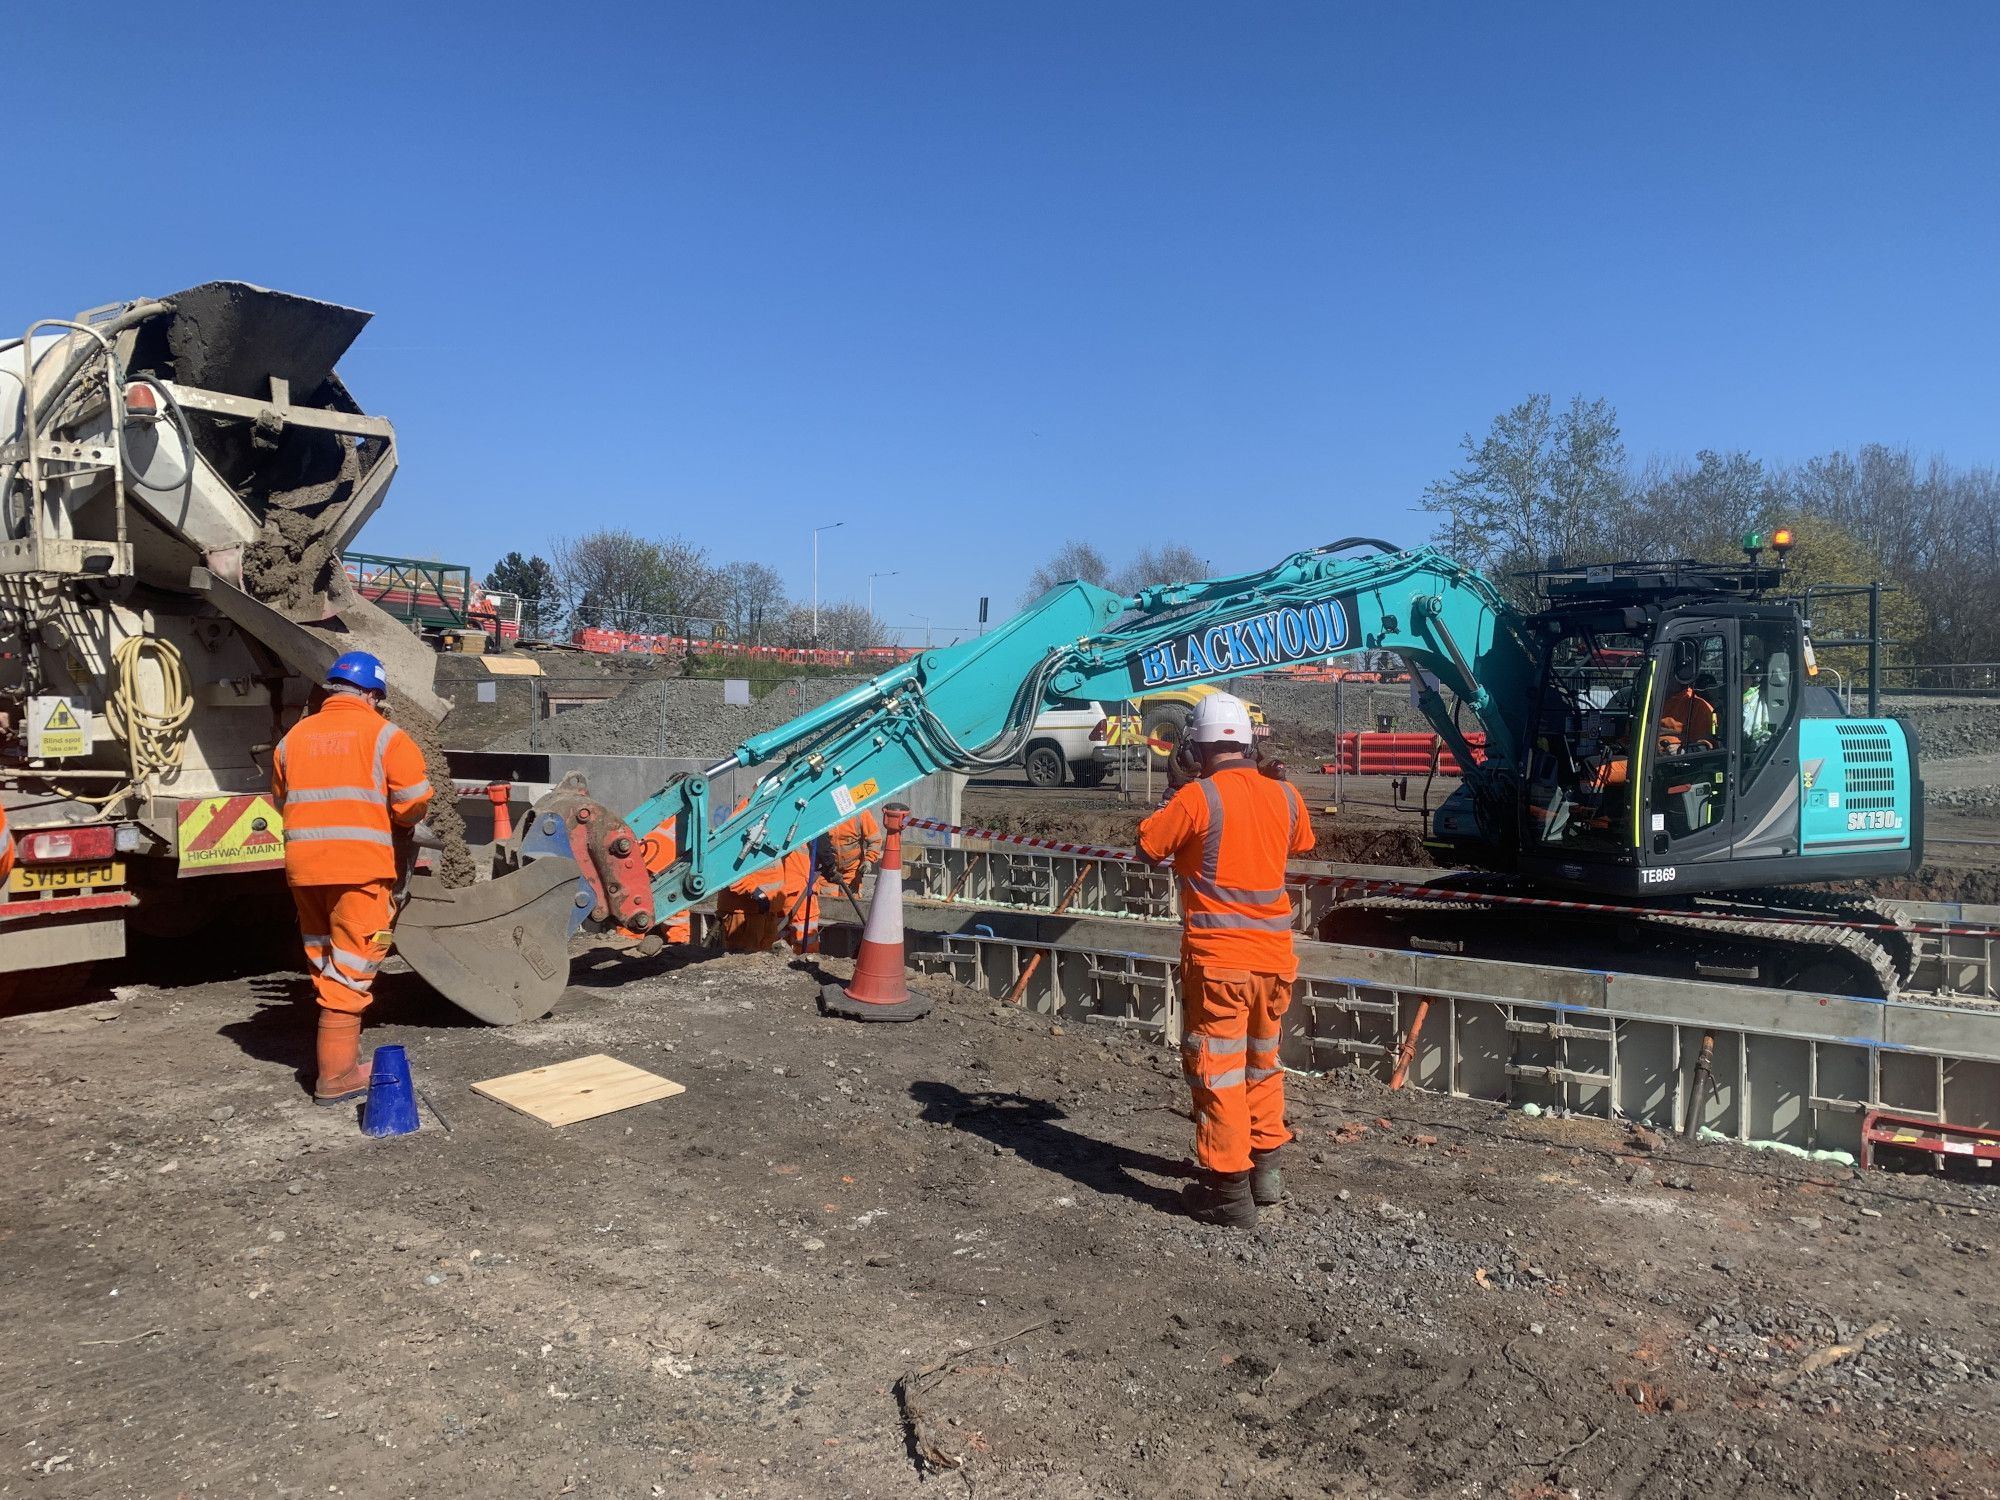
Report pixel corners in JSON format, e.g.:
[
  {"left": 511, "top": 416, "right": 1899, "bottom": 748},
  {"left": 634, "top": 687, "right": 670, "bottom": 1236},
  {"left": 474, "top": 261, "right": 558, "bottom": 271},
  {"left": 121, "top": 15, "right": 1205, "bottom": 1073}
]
[
  {"left": 1180, "top": 1169, "right": 1257, "bottom": 1228},
  {"left": 1249, "top": 1146, "right": 1285, "bottom": 1206},
  {"left": 313, "top": 1010, "right": 371, "bottom": 1106}
]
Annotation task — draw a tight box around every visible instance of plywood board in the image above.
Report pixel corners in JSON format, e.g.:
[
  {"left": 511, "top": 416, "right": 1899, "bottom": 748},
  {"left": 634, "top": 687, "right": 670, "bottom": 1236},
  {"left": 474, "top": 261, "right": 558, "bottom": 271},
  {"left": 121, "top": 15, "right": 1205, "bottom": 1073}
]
[
  {"left": 471, "top": 1054, "right": 684, "bottom": 1127},
  {"left": 480, "top": 655, "right": 544, "bottom": 677}
]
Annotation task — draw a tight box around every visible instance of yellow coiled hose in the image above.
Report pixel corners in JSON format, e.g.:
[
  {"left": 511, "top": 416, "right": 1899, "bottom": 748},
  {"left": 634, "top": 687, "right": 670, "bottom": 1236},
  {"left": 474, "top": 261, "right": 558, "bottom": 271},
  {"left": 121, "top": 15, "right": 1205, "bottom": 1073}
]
[{"left": 109, "top": 633, "right": 193, "bottom": 783}]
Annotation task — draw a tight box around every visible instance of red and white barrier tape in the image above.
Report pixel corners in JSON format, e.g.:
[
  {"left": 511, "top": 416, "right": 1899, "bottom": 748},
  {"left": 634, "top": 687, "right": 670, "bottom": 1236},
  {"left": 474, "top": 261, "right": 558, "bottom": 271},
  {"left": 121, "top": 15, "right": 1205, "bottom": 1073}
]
[{"left": 900, "top": 815, "right": 2000, "bottom": 942}]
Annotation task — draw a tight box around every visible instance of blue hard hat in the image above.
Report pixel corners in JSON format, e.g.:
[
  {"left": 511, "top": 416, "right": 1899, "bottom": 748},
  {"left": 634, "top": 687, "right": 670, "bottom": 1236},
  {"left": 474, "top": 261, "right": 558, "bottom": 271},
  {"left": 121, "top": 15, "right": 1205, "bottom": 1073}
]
[{"left": 327, "top": 651, "right": 388, "bottom": 692}]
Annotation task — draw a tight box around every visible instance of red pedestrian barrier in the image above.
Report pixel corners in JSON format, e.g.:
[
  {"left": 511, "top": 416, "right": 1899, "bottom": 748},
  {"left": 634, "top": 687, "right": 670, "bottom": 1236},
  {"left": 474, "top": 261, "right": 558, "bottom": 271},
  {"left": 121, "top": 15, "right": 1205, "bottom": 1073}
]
[{"left": 1324, "top": 732, "right": 1486, "bottom": 775}]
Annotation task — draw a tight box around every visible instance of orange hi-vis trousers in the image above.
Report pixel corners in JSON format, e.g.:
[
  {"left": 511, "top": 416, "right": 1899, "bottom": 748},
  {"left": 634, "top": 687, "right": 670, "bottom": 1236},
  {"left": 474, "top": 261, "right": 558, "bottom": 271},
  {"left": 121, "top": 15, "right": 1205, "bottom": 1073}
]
[
  {"left": 1180, "top": 960, "right": 1293, "bottom": 1174},
  {"left": 292, "top": 881, "right": 396, "bottom": 1015}
]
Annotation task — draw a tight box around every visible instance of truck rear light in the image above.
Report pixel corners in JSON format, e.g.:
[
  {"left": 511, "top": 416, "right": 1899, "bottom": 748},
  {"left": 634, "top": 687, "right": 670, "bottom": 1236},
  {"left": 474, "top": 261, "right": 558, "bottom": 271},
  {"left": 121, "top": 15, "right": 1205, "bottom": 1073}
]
[
  {"left": 1090, "top": 718, "right": 1109, "bottom": 742},
  {"left": 23, "top": 826, "right": 116, "bottom": 863}
]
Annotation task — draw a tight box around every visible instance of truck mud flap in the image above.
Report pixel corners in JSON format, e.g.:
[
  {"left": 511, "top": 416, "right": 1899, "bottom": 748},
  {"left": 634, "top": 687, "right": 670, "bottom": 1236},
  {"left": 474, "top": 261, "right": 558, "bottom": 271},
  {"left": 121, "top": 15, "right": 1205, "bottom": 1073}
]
[{"left": 394, "top": 858, "right": 586, "bottom": 1025}]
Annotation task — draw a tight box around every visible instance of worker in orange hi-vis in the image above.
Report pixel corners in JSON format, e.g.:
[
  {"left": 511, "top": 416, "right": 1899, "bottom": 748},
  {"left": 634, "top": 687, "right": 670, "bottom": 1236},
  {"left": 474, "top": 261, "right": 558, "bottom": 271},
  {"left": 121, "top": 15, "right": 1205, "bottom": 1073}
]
[
  {"left": 784, "top": 810, "right": 887, "bottom": 954},
  {"left": 1139, "top": 692, "right": 1313, "bottom": 1228},
  {"left": 0, "top": 802, "right": 13, "bottom": 880},
  {"left": 809, "top": 809, "right": 884, "bottom": 939},
  {"left": 633, "top": 816, "right": 692, "bottom": 945},
  {"left": 715, "top": 796, "right": 794, "bottom": 952},
  {"left": 718, "top": 860, "right": 784, "bottom": 950},
  {"left": 270, "top": 651, "right": 433, "bottom": 1105}
]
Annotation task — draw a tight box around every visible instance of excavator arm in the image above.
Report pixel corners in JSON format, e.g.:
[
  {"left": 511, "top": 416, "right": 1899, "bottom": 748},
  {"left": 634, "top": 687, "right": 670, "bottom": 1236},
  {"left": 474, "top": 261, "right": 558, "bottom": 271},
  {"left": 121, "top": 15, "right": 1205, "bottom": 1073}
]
[
  {"left": 405, "top": 539, "right": 1538, "bottom": 1023},
  {"left": 619, "top": 539, "right": 1536, "bottom": 924}
]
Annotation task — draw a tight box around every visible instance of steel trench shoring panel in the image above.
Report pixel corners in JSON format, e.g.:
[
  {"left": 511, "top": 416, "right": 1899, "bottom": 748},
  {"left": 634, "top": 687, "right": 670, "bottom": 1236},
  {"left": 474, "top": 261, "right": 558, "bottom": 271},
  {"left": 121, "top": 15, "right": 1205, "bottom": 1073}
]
[{"left": 891, "top": 903, "right": 2000, "bottom": 1157}]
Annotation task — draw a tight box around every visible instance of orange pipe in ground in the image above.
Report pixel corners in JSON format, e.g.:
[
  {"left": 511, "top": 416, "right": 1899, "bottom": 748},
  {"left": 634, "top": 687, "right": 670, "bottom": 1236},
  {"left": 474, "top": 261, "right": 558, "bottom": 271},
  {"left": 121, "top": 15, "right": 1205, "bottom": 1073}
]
[
  {"left": 1390, "top": 998, "right": 1431, "bottom": 1089},
  {"left": 1002, "top": 861, "right": 1096, "bottom": 1007}
]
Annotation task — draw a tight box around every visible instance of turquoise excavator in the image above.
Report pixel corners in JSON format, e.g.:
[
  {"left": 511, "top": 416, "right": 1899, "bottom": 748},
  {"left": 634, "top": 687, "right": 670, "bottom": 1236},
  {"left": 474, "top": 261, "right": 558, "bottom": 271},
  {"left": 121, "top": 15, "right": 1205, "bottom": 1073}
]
[{"left": 397, "top": 537, "right": 1922, "bottom": 1021}]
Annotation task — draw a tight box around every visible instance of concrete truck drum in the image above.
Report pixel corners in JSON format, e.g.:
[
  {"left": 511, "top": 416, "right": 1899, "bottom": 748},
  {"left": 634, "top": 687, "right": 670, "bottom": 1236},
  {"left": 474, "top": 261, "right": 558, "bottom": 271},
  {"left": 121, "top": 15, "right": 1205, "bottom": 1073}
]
[
  {"left": 1139, "top": 691, "right": 1315, "bottom": 1226},
  {"left": 442, "top": 536, "right": 1924, "bottom": 1030},
  {"left": 0, "top": 282, "right": 536, "bottom": 1007}
]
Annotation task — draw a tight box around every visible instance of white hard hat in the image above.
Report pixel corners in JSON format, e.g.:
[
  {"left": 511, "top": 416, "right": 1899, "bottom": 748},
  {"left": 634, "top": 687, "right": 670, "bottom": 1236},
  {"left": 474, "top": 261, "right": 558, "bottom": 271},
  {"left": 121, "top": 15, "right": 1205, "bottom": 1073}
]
[{"left": 1188, "top": 692, "right": 1253, "bottom": 744}]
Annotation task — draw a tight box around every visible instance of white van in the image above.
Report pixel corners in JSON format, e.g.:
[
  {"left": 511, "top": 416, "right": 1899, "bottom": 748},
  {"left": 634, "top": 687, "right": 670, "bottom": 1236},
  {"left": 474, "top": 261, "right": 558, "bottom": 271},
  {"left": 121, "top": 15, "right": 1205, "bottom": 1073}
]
[{"left": 1020, "top": 697, "right": 1112, "bottom": 787}]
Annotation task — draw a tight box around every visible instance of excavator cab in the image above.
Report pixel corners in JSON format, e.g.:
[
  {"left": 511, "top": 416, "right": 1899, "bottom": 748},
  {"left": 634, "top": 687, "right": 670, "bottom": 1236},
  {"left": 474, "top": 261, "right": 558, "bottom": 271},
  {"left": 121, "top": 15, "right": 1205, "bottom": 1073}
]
[{"left": 1506, "top": 563, "right": 1919, "bottom": 897}]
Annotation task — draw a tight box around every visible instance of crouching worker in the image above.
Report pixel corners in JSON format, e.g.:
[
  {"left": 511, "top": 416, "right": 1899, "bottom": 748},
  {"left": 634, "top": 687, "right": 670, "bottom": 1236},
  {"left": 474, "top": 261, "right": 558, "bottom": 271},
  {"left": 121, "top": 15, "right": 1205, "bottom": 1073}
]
[
  {"left": 272, "top": 652, "right": 433, "bottom": 1103},
  {"left": 1138, "top": 692, "right": 1313, "bottom": 1227}
]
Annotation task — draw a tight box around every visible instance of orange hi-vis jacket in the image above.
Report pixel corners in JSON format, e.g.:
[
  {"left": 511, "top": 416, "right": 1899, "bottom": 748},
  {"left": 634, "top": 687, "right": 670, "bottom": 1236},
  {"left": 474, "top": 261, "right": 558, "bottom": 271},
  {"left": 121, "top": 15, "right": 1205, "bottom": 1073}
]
[
  {"left": 0, "top": 803, "right": 12, "bottom": 881},
  {"left": 822, "top": 810, "right": 883, "bottom": 888},
  {"left": 1139, "top": 766, "right": 1314, "bottom": 979},
  {"left": 271, "top": 694, "right": 434, "bottom": 885}
]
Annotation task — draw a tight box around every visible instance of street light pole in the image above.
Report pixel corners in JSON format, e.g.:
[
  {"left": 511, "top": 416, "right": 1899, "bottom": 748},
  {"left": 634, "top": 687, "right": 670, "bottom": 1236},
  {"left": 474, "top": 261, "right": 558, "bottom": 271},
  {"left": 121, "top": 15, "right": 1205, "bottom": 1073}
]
[
  {"left": 909, "top": 613, "right": 932, "bottom": 649},
  {"left": 812, "top": 521, "right": 844, "bottom": 643},
  {"left": 868, "top": 570, "right": 899, "bottom": 617}
]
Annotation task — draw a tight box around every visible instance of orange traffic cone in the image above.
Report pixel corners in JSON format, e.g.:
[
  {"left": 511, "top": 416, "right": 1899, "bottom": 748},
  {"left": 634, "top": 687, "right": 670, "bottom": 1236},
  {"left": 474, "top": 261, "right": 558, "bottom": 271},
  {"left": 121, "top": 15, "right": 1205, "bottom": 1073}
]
[{"left": 821, "top": 802, "right": 932, "bottom": 1022}]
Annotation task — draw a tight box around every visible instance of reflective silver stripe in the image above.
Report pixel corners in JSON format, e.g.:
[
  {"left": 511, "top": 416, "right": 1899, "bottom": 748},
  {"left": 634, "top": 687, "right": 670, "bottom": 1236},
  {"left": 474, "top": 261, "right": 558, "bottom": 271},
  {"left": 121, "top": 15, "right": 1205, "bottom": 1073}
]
[
  {"left": 329, "top": 945, "right": 381, "bottom": 975},
  {"left": 1286, "top": 782, "right": 1301, "bottom": 846},
  {"left": 284, "top": 785, "right": 381, "bottom": 805},
  {"left": 1184, "top": 874, "right": 1286, "bottom": 905},
  {"left": 275, "top": 740, "right": 287, "bottom": 778},
  {"left": 372, "top": 721, "right": 397, "bottom": 793},
  {"left": 1192, "top": 1034, "right": 1248, "bottom": 1054},
  {"left": 1199, "top": 779, "right": 1224, "bottom": 881},
  {"left": 1248, "top": 1039, "right": 1280, "bottom": 1057},
  {"left": 320, "top": 965, "right": 375, "bottom": 995},
  {"left": 284, "top": 826, "right": 394, "bottom": 846},
  {"left": 1187, "top": 911, "right": 1295, "bottom": 930},
  {"left": 391, "top": 779, "right": 432, "bottom": 805},
  {"left": 300, "top": 933, "right": 330, "bottom": 946},
  {"left": 1198, "top": 1067, "right": 1246, "bottom": 1090},
  {"left": 1246, "top": 1066, "right": 1283, "bottom": 1082}
]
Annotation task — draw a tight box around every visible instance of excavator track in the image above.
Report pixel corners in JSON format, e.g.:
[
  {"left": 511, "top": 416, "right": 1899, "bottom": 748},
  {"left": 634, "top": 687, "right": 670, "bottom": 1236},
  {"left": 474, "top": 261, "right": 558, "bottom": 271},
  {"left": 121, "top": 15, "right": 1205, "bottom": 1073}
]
[{"left": 1324, "top": 884, "right": 1907, "bottom": 999}]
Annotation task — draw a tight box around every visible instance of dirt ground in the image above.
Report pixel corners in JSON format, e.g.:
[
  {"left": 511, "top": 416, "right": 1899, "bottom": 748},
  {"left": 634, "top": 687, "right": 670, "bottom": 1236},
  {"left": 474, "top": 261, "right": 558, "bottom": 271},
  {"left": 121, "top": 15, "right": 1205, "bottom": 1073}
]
[{"left": 7, "top": 932, "right": 2000, "bottom": 1499}]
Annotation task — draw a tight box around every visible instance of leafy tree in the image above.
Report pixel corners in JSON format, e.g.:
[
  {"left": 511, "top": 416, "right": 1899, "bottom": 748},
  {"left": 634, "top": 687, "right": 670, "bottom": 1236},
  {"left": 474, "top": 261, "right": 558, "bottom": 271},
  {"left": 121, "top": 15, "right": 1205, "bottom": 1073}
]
[
  {"left": 484, "top": 551, "right": 555, "bottom": 637},
  {"left": 1421, "top": 394, "right": 1626, "bottom": 605}
]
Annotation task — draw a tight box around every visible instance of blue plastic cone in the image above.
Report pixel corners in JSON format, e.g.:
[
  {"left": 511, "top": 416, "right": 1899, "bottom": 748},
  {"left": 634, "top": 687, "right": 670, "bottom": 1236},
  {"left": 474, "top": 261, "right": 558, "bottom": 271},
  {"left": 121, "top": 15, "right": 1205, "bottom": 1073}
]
[{"left": 361, "top": 1044, "right": 421, "bottom": 1137}]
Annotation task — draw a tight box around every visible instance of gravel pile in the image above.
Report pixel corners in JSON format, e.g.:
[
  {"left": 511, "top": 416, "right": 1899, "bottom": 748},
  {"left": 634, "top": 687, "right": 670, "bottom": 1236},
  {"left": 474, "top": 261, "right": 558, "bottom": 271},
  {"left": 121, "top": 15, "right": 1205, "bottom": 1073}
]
[
  {"left": 1885, "top": 696, "right": 2000, "bottom": 758},
  {"left": 1928, "top": 784, "right": 2000, "bottom": 809},
  {"left": 486, "top": 675, "right": 873, "bottom": 757}
]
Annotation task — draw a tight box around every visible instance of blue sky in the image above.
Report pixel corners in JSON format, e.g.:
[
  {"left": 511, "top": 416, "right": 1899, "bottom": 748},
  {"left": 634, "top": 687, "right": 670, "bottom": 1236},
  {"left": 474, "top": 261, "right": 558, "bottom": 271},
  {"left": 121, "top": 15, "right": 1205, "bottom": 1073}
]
[{"left": 9, "top": 3, "right": 1995, "bottom": 644}]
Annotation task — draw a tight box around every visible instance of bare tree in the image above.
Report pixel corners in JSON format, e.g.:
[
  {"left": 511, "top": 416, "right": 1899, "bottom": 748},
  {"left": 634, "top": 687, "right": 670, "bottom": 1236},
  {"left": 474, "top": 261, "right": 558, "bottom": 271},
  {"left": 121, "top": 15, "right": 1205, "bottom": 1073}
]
[
  {"left": 719, "top": 560, "right": 790, "bottom": 644},
  {"left": 547, "top": 529, "right": 720, "bottom": 634},
  {"left": 1114, "top": 542, "right": 1207, "bottom": 595},
  {"left": 775, "top": 599, "right": 884, "bottom": 651},
  {"left": 1421, "top": 394, "right": 1627, "bottom": 604},
  {"left": 1021, "top": 540, "right": 1113, "bottom": 606}
]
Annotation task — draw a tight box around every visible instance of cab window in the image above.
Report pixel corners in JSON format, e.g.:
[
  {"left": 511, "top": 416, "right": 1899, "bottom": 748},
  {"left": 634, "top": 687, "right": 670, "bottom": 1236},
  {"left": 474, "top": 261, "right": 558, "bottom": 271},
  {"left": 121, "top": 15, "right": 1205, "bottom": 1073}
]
[
  {"left": 1526, "top": 624, "right": 1647, "bottom": 851},
  {"left": 1740, "top": 623, "right": 1798, "bottom": 792},
  {"left": 1650, "top": 633, "right": 1729, "bottom": 845}
]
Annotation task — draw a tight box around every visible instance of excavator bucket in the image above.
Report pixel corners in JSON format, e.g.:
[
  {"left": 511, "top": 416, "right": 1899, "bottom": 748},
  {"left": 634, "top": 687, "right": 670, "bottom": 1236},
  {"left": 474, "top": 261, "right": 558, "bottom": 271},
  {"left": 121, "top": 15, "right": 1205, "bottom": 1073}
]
[{"left": 393, "top": 858, "right": 588, "bottom": 1025}]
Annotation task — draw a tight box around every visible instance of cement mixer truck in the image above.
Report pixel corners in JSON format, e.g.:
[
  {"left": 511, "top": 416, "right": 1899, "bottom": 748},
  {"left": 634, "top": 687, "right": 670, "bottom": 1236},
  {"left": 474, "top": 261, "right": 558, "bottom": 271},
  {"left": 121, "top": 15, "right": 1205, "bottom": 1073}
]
[{"left": 0, "top": 283, "right": 459, "bottom": 1000}]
